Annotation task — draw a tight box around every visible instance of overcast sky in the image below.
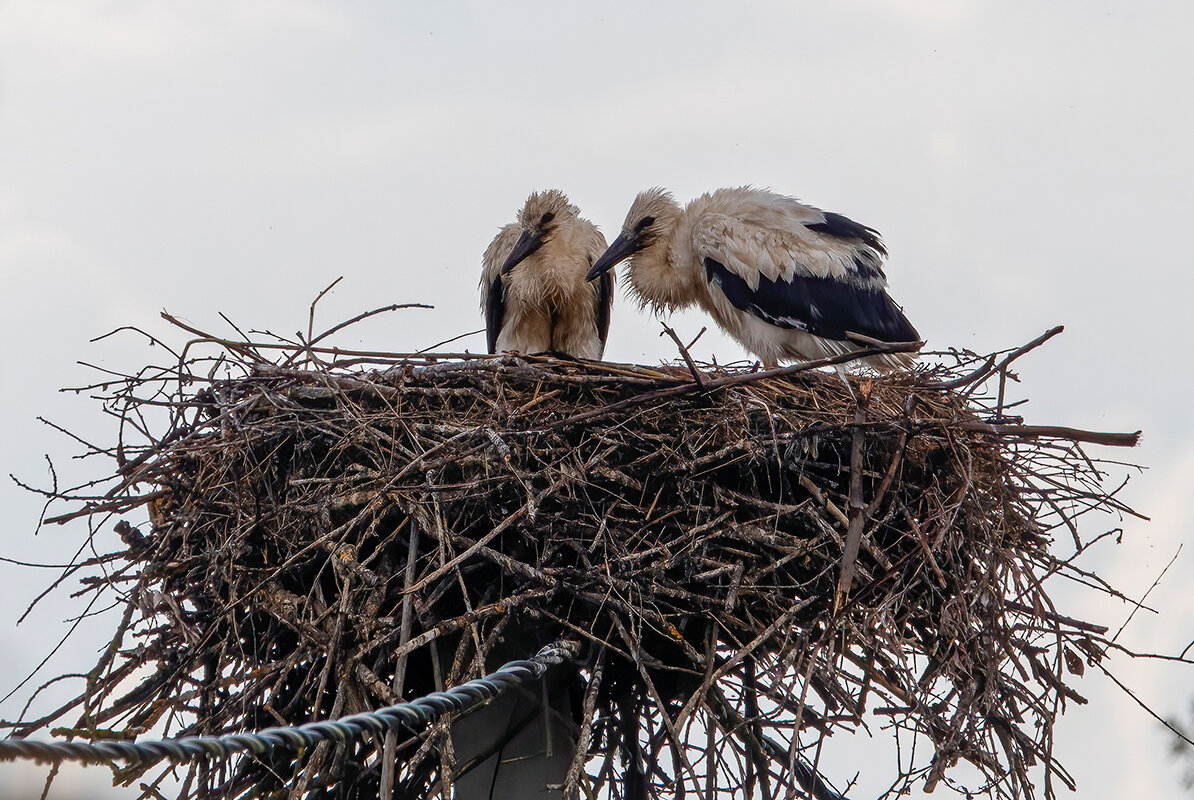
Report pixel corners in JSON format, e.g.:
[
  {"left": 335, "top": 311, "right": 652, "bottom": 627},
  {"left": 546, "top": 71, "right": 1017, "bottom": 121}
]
[{"left": 1, "top": 2, "right": 1192, "bottom": 797}]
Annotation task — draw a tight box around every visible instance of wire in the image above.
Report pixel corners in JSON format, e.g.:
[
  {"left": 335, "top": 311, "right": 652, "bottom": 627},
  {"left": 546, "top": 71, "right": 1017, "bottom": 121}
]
[{"left": 0, "top": 640, "right": 578, "bottom": 767}]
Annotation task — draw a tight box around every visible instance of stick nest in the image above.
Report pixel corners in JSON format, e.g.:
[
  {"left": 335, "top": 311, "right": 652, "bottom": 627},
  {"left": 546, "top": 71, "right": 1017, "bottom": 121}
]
[{"left": 6, "top": 319, "right": 1142, "bottom": 800}]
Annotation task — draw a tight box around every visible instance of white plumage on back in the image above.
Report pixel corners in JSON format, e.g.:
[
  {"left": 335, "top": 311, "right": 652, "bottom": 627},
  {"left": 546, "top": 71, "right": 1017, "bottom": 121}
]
[
  {"left": 587, "top": 186, "right": 919, "bottom": 370},
  {"left": 480, "top": 190, "right": 613, "bottom": 360}
]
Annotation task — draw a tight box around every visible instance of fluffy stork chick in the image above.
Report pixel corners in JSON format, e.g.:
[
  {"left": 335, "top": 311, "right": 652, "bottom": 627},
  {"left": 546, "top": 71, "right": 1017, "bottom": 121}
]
[
  {"left": 481, "top": 190, "right": 613, "bottom": 360},
  {"left": 586, "top": 187, "right": 920, "bottom": 371}
]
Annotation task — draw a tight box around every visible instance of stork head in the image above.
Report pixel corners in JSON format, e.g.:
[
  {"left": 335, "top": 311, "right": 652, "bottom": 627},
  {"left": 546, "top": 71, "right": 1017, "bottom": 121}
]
[
  {"left": 501, "top": 189, "right": 578, "bottom": 275},
  {"left": 586, "top": 188, "right": 680, "bottom": 282}
]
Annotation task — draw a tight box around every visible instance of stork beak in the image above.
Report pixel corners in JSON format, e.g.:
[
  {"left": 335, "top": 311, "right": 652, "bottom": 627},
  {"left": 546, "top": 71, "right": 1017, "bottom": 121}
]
[
  {"left": 501, "top": 229, "right": 544, "bottom": 275},
  {"left": 586, "top": 232, "right": 639, "bottom": 281}
]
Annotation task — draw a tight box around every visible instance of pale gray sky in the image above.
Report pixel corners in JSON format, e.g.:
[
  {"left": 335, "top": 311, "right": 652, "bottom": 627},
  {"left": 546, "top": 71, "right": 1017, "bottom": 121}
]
[{"left": 1, "top": 2, "right": 1191, "bottom": 797}]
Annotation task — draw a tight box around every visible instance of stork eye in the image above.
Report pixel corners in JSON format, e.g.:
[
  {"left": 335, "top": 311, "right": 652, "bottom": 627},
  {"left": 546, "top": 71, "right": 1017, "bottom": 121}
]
[
  {"left": 540, "top": 212, "right": 555, "bottom": 225},
  {"left": 636, "top": 216, "right": 655, "bottom": 232}
]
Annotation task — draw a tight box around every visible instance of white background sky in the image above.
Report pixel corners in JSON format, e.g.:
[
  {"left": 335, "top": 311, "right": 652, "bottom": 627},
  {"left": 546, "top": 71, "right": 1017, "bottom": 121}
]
[{"left": 1, "top": 2, "right": 1191, "bottom": 797}]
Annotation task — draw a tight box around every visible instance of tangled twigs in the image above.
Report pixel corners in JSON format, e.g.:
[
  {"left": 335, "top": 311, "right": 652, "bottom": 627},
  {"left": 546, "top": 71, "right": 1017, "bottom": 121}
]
[
  {"left": 928, "top": 325, "right": 1064, "bottom": 392},
  {"left": 3, "top": 311, "right": 1147, "bottom": 800}
]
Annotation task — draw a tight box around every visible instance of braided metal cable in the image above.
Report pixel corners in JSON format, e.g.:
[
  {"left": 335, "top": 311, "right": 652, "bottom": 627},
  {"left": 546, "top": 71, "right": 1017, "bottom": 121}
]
[{"left": 0, "top": 640, "right": 579, "bottom": 767}]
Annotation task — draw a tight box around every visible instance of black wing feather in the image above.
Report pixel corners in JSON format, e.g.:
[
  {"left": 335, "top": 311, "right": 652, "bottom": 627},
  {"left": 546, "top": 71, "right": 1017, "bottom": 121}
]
[
  {"left": 704, "top": 258, "right": 918, "bottom": 343},
  {"left": 485, "top": 274, "right": 505, "bottom": 354},
  {"left": 805, "top": 212, "right": 887, "bottom": 256}
]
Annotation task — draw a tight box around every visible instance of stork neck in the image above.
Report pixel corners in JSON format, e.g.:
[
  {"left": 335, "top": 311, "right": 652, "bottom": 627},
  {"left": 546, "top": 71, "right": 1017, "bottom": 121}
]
[{"left": 628, "top": 233, "right": 698, "bottom": 313}]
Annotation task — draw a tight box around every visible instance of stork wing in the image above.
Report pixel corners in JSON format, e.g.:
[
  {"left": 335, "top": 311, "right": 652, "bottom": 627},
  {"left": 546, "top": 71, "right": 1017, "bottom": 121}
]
[
  {"left": 480, "top": 224, "right": 521, "bottom": 354},
  {"left": 695, "top": 213, "right": 918, "bottom": 344}
]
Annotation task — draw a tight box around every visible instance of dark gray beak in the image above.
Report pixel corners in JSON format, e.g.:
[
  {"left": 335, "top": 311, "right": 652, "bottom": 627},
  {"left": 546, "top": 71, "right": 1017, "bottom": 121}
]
[
  {"left": 586, "top": 232, "right": 640, "bottom": 281},
  {"left": 501, "top": 229, "right": 544, "bottom": 275}
]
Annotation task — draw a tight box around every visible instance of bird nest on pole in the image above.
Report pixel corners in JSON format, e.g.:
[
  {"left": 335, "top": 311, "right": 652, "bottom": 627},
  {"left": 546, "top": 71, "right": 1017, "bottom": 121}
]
[{"left": 6, "top": 313, "right": 1142, "bottom": 800}]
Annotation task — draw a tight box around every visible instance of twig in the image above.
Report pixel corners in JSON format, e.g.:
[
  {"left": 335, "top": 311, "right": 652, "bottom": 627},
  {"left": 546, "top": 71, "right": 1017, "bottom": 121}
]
[
  {"left": 1112, "top": 544, "right": 1181, "bottom": 643},
  {"left": 380, "top": 520, "right": 422, "bottom": 800},
  {"left": 308, "top": 302, "right": 434, "bottom": 351},
  {"left": 659, "top": 323, "right": 704, "bottom": 389},
  {"left": 834, "top": 401, "right": 868, "bottom": 613},
  {"left": 562, "top": 650, "right": 605, "bottom": 800},
  {"left": 956, "top": 422, "right": 1141, "bottom": 448},
  {"left": 927, "top": 325, "right": 1064, "bottom": 391}
]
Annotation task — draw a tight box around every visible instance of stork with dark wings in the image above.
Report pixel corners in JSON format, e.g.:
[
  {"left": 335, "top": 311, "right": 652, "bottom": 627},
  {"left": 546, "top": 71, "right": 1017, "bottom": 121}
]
[{"left": 587, "top": 186, "right": 919, "bottom": 370}]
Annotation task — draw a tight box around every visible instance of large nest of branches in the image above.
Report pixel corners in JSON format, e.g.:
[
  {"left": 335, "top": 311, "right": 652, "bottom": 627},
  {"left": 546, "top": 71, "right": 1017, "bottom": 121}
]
[{"left": 6, "top": 315, "right": 1142, "bottom": 800}]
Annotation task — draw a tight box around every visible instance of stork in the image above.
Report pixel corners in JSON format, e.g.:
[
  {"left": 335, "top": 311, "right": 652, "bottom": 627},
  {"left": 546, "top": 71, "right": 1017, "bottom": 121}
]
[
  {"left": 481, "top": 190, "right": 613, "bottom": 360},
  {"left": 586, "top": 187, "right": 919, "bottom": 371}
]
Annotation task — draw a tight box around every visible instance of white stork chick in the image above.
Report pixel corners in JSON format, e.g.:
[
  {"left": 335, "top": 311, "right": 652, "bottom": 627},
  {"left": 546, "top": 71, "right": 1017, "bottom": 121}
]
[
  {"left": 586, "top": 187, "right": 920, "bottom": 371},
  {"left": 481, "top": 190, "right": 613, "bottom": 360}
]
